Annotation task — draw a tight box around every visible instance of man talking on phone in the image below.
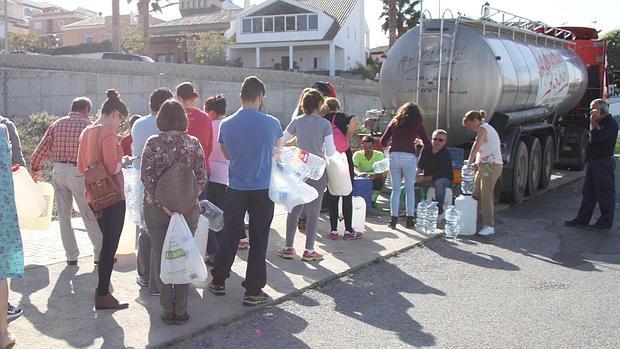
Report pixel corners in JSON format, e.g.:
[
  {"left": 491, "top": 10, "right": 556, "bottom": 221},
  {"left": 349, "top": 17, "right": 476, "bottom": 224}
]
[{"left": 565, "top": 99, "right": 618, "bottom": 230}]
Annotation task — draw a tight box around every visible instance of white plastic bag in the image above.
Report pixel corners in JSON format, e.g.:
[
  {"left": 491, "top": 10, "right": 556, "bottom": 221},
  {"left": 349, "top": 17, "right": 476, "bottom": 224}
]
[
  {"left": 160, "top": 213, "right": 209, "bottom": 284},
  {"left": 326, "top": 152, "right": 353, "bottom": 196},
  {"left": 123, "top": 167, "right": 144, "bottom": 225},
  {"left": 269, "top": 161, "right": 318, "bottom": 212},
  {"left": 199, "top": 199, "right": 223, "bottom": 232},
  {"left": 191, "top": 215, "right": 210, "bottom": 288}
]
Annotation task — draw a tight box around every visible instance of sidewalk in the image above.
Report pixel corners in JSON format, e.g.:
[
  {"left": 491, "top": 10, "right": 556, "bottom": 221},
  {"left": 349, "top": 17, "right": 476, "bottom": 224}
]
[{"left": 8, "top": 168, "right": 585, "bottom": 348}]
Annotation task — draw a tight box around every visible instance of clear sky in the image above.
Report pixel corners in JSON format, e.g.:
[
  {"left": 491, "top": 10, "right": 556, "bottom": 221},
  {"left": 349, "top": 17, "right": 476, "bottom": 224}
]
[{"left": 48, "top": 0, "right": 620, "bottom": 48}]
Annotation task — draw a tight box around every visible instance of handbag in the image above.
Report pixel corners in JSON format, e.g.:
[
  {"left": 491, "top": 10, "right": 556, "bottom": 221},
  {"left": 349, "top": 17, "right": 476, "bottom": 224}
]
[
  {"left": 154, "top": 137, "right": 198, "bottom": 215},
  {"left": 84, "top": 126, "right": 122, "bottom": 217}
]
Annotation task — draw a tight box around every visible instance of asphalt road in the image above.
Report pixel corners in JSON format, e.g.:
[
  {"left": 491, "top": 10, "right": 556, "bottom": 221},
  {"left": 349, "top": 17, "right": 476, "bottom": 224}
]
[{"left": 169, "top": 170, "right": 620, "bottom": 349}]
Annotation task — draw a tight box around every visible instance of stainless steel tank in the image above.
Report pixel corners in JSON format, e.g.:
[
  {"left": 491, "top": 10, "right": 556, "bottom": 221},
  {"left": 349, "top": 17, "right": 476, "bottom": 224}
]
[{"left": 380, "top": 18, "right": 588, "bottom": 146}]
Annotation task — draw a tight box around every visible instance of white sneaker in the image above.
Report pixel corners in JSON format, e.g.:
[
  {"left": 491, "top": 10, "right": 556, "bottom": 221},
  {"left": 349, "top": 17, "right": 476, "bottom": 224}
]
[{"left": 478, "top": 226, "right": 495, "bottom": 236}]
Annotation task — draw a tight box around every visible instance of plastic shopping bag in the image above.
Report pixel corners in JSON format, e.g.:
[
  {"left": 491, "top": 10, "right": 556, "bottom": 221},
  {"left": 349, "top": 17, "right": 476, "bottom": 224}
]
[
  {"left": 326, "top": 152, "right": 353, "bottom": 196},
  {"left": 191, "top": 215, "right": 210, "bottom": 288},
  {"left": 123, "top": 167, "right": 144, "bottom": 225},
  {"left": 160, "top": 213, "right": 209, "bottom": 284},
  {"left": 199, "top": 199, "right": 223, "bottom": 232},
  {"left": 269, "top": 161, "right": 318, "bottom": 212}
]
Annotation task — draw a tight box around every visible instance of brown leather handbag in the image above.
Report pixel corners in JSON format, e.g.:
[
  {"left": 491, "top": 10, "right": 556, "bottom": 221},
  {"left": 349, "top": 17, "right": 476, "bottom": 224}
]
[
  {"left": 154, "top": 136, "right": 198, "bottom": 215},
  {"left": 84, "top": 126, "right": 122, "bottom": 217}
]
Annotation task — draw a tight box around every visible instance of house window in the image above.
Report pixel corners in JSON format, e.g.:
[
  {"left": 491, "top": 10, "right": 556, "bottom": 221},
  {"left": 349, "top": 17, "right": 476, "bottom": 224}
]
[
  {"left": 264, "top": 17, "right": 274, "bottom": 32},
  {"left": 285, "top": 16, "right": 295, "bottom": 31},
  {"left": 313, "top": 57, "right": 324, "bottom": 69},
  {"left": 34, "top": 21, "right": 42, "bottom": 30},
  {"left": 85, "top": 32, "right": 93, "bottom": 44},
  {"left": 309, "top": 15, "right": 318, "bottom": 30},
  {"left": 296, "top": 15, "right": 307, "bottom": 31},
  {"left": 274, "top": 16, "right": 285, "bottom": 32},
  {"left": 58, "top": 20, "right": 64, "bottom": 27},
  {"left": 252, "top": 17, "right": 262, "bottom": 33},
  {"left": 242, "top": 18, "right": 252, "bottom": 33}
]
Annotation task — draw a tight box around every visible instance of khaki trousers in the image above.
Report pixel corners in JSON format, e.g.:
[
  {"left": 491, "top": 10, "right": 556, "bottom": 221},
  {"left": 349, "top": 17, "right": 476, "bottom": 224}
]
[
  {"left": 52, "top": 163, "right": 103, "bottom": 261},
  {"left": 473, "top": 163, "right": 503, "bottom": 227}
]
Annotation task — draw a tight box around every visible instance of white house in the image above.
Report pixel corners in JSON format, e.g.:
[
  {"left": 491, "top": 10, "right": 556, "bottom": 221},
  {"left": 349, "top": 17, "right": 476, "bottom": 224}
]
[{"left": 228, "top": 0, "right": 369, "bottom": 76}]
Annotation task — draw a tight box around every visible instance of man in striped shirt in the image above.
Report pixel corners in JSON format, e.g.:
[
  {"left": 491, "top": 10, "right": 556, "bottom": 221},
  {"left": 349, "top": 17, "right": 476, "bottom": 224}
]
[{"left": 30, "top": 97, "right": 103, "bottom": 265}]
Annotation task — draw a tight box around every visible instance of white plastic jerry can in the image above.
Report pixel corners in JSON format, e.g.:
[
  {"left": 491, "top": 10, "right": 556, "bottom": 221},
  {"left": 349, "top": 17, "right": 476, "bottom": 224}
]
[
  {"left": 337, "top": 196, "right": 366, "bottom": 233},
  {"left": 12, "top": 165, "right": 45, "bottom": 218},
  {"left": 454, "top": 195, "right": 477, "bottom": 235},
  {"left": 18, "top": 181, "right": 54, "bottom": 231}
]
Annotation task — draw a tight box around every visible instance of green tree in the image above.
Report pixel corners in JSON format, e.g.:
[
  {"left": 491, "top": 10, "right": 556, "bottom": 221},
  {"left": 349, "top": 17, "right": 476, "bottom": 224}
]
[
  {"left": 180, "top": 32, "right": 230, "bottom": 66},
  {"left": 8, "top": 33, "right": 53, "bottom": 53},
  {"left": 350, "top": 56, "right": 383, "bottom": 80},
  {"left": 380, "top": 0, "right": 421, "bottom": 39},
  {"left": 121, "top": 26, "right": 145, "bottom": 54},
  {"left": 602, "top": 29, "right": 620, "bottom": 71}
]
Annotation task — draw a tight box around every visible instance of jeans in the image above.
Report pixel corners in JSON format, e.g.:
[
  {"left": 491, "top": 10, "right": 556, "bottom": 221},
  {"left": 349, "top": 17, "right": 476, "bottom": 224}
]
[
  {"left": 433, "top": 177, "right": 452, "bottom": 213},
  {"left": 96, "top": 201, "right": 125, "bottom": 296},
  {"left": 389, "top": 152, "right": 417, "bottom": 217}
]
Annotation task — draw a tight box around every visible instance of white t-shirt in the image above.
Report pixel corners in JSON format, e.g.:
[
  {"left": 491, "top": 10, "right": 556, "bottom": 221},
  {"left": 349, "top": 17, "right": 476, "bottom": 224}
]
[
  {"left": 208, "top": 119, "right": 229, "bottom": 185},
  {"left": 475, "top": 123, "right": 502, "bottom": 164}
]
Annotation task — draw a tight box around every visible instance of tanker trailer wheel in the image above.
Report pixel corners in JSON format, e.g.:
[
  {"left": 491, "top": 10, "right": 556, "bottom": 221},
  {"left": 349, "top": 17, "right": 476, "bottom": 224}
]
[
  {"left": 509, "top": 141, "right": 529, "bottom": 203},
  {"left": 539, "top": 135, "right": 554, "bottom": 189},
  {"left": 524, "top": 136, "right": 541, "bottom": 196},
  {"left": 573, "top": 133, "right": 588, "bottom": 171}
]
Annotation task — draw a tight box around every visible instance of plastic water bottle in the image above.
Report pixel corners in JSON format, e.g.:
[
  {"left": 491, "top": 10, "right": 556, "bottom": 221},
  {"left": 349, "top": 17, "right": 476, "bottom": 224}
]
[
  {"left": 426, "top": 201, "right": 439, "bottom": 233},
  {"left": 372, "top": 157, "right": 390, "bottom": 174},
  {"left": 278, "top": 146, "right": 326, "bottom": 181},
  {"left": 461, "top": 161, "right": 476, "bottom": 195},
  {"left": 444, "top": 205, "right": 460, "bottom": 239},
  {"left": 415, "top": 199, "right": 428, "bottom": 233},
  {"left": 199, "top": 200, "right": 224, "bottom": 232}
]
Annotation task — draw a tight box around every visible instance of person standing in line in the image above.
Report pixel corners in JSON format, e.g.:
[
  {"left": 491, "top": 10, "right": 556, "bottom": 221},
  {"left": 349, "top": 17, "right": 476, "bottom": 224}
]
[
  {"left": 277, "top": 89, "right": 336, "bottom": 262},
  {"left": 176, "top": 82, "right": 213, "bottom": 174},
  {"left": 131, "top": 87, "right": 174, "bottom": 296},
  {"left": 0, "top": 124, "right": 24, "bottom": 349},
  {"left": 141, "top": 100, "right": 207, "bottom": 325},
  {"left": 380, "top": 102, "right": 431, "bottom": 229},
  {"left": 565, "top": 99, "right": 618, "bottom": 230},
  {"left": 462, "top": 110, "right": 503, "bottom": 236},
  {"left": 322, "top": 97, "right": 363, "bottom": 241},
  {"left": 0, "top": 115, "right": 24, "bottom": 324},
  {"left": 209, "top": 76, "right": 282, "bottom": 306},
  {"left": 352, "top": 135, "right": 387, "bottom": 208},
  {"left": 77, "top": 89, "right": 130, "bottom": 310},
  {"left": 203, "top": 94, "right": 231, "bottom": 265},
  {"left": 30, "top": 97, "right": 103, "bottom": 265},
  {"left": 416, "top": 129, "right": 453, "bottom": 215},
  {"left": 120, "top": 115, "right": 141, "bottom": 156}
]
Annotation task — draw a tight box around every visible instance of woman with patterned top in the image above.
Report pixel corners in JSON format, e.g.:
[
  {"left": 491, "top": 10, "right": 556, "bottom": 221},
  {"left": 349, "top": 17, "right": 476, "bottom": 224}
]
[
  {"left": 77, "top": 89, "right": 132, "bottom": 310},
  {"left": 141, "top": 100, "right": 207, "bottom": 325},
  {"left": 0, "top": 124, "right": 24, "bottom": 349}
]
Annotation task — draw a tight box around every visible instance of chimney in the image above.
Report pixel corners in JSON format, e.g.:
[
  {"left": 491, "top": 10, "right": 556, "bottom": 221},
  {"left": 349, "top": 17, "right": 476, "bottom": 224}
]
[{"left": 244, "top": 0, "right": 251, "bottom": 9}]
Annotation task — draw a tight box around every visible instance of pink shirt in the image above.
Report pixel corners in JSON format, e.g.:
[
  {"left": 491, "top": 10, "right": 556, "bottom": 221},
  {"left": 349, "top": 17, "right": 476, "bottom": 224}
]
[
  {"left": 208, "top": 119, "right": 229, "bottom": 185},
  {"left": 77, "top": 125, "right": 125, "bottom": 202}
]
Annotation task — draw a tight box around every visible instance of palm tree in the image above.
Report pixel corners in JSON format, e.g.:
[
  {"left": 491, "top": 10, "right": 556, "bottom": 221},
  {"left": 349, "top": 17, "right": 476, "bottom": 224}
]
[
  {"left": 127, "top": 1, "right": 167, "bottom": 57},
  {"left": 388, "top": 0, "right": 396, "bottom": 47},
  {"left": 380, "top": 0, "right": 421, "bottom": 41}
]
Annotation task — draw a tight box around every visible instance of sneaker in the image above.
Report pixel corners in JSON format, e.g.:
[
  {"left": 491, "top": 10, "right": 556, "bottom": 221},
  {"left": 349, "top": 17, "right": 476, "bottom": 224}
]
[
  {"left": 136, "top": 278, "right": 149, "bottom": 288},
  {"left": 208, "top": 282, "right": 226, "bottom": 295},
  {"left": 478, "top": 226, "right": 495, "bottom": 236},
  {"left": 302, "top": 250, "right": 324, "bottom": 262},
  {"left": 7, "top": 303, "right": 23, "bottom": 322},
  {"left": 277, "top": 247, "right": 296, "bottom": 259},
  {"left": 328, "top": 231, "right": 339, "bottom": 240},
  {"left": 148, "top": 289, "right": 161, "bottom": 296},
  {"left": 343, "top": 230, "right": 364, "bottom": 240},
  {"left": 243, "top": 291, "right": 269, "bottom": 306}
]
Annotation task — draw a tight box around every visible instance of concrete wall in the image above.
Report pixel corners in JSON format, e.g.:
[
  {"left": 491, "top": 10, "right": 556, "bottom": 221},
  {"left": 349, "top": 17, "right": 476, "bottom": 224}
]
[{"left": 0, "top": 54, "right": 380, "bottom": 127}]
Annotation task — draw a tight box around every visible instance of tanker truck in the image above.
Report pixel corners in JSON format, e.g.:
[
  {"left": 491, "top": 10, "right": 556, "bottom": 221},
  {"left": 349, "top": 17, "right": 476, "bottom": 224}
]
[{"left": 378, "top": 4, "right": 608, "bottom": 203}]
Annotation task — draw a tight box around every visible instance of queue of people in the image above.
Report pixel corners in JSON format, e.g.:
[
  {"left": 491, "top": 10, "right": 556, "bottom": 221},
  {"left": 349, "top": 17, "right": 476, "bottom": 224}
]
[{"left": 1, "top": 74, "right": 615, "bottom": 341}]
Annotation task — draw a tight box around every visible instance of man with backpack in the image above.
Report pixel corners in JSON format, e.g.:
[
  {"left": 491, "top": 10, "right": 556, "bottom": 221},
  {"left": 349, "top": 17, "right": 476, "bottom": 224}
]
[{"left": 209, "top": 76, "right": 282, "bottom": 306}]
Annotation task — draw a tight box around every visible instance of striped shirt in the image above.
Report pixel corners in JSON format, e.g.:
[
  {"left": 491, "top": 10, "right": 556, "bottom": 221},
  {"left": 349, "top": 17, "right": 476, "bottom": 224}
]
[{"left": 30, "top": 112, "right": 91, "bottom": 171}]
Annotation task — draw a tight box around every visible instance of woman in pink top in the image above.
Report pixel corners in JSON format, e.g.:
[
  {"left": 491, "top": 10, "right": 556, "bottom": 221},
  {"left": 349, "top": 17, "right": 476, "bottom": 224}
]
[{"left": 77, "top": 89, "right": 131, "bottom": 310}]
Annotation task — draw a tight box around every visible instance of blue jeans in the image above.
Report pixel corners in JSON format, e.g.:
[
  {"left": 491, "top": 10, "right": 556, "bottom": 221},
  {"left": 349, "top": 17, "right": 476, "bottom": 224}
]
[
  {"left": 433, "top": 177, "right": 452, "bottom": 213},
  {"left": 389, "top": 152, "right": 417, "bottom": 217}
]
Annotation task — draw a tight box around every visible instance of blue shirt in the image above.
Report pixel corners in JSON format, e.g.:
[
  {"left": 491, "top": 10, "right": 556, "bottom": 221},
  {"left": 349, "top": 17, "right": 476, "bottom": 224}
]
[
  {"left": 219, "top": 108, "right": 282, "bottom": 190},
  {"left": 131, "top": 113, "right": 159, "bottom": 170}
]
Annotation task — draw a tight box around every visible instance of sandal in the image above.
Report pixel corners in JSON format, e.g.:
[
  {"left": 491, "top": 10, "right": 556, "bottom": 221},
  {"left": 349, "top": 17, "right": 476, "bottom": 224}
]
[{"left": 160, "top": 312, "right": 175, "bottom": 325}]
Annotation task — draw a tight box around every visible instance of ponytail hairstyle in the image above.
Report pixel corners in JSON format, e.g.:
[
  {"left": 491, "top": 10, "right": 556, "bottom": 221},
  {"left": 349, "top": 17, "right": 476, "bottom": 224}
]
[
  {"left": 462, "top": 109, "right": 486, "bottom": 126},
  {"left": 300, "top": 88, "right": 324, "bottom": 115},
  {"left": 391, "top": 102, "right": 422, "bottom": 128},
  {"left": 101, "top": 89, "right": 128, "bottom": 117}
]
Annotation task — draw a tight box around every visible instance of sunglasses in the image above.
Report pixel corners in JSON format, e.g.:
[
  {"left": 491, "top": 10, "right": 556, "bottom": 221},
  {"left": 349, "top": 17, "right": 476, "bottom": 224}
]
[
  {"left": 432, "top": 138, "right": 446, "bottom": 142},
  {"left": 590, "top": 108, "right": 600, "bottom": 112}
]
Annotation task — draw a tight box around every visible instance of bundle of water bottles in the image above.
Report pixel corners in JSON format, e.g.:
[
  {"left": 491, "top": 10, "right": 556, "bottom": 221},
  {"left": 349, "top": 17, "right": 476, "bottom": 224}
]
[{"left": 414, "top": 199, "right": 439, "bottom": 234}]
